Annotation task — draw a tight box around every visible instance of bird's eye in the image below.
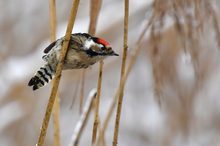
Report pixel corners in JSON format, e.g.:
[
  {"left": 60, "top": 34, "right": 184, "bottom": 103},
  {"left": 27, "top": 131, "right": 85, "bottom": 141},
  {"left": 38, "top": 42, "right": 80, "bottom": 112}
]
[{"left": 101, "top": 46, "right": 105, "bottom": 50}]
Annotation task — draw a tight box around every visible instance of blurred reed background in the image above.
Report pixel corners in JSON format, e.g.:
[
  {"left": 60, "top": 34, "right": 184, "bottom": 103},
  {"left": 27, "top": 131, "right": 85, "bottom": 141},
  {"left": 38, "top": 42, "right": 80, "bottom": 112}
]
[{"left": 1, "top": 0, "right": 220, "bottom": 146}]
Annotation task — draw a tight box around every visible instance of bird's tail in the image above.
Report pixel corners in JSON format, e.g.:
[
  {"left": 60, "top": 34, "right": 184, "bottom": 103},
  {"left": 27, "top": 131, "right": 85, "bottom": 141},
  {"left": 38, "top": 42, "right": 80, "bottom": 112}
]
[{"left": 28, "top": 63, "right": 55, "bottom": 90}]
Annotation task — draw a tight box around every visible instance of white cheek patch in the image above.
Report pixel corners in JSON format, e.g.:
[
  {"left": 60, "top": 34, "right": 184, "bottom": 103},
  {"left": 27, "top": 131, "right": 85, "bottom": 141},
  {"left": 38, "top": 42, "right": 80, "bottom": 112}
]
[
  {"left": 84, "top": 39, "right": 103, "bottom": 50},
  {"left": 85, "top": 39, "right": 95, "bottom": 50},
  {"left": 97, "top": 43, "right": 103, "bottom": 48}
]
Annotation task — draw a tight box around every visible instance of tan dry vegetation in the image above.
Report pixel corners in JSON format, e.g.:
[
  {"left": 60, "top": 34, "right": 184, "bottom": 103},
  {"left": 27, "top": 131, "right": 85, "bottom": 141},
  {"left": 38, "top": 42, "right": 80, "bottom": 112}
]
[{"left": 1, "top": 0, "right": 220, "bottom": 146}]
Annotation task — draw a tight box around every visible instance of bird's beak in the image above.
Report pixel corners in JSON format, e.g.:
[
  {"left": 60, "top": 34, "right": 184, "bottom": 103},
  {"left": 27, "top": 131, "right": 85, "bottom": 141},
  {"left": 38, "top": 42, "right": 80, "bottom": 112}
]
[
  {"left": 112, "top": 52, "right": 119, "bottom": 56},
  {"left": 109, "top": 50, "right": 119, "bottom": 56},
  {"left": 106, "top": 47, "right": 119, "bottom": 56},
  {"left": 111, "top": 52, "right": 119, "bottom": 56}
]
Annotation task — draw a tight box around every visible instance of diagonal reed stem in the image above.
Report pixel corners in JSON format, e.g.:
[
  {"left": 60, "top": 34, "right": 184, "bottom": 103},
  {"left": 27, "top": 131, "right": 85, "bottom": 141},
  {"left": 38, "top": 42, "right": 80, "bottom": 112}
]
[
  {"left": 36, "top": 0, "right": 80, "bottom": 146},
  {"left": 112, "top": 0, "right": 129, "bottom": 146},
  {"left": 48, "top": 0, "right": 61, "bottom": 146},
  {"left": 68, "top": 89, "right": 97, "bottom": 146}
]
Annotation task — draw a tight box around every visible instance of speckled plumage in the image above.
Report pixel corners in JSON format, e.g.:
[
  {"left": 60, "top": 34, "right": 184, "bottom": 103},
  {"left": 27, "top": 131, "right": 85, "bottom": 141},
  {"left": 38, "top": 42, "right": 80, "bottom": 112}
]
[{"left": 28, "top": 33, "right": 118, "bottom": 90}]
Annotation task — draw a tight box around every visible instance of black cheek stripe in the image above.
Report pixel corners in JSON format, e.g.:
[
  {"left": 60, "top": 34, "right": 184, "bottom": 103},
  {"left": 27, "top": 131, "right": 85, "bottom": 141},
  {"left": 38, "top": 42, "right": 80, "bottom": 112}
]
[{"left": 85, "top": 49, "right": 99, "bottom": 57}]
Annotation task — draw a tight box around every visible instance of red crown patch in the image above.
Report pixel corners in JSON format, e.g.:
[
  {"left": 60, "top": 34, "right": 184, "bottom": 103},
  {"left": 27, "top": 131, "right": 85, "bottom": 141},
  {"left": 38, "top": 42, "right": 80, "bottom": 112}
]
[{"left": 97, "top": 38, "right": 110, "bottom": 46}]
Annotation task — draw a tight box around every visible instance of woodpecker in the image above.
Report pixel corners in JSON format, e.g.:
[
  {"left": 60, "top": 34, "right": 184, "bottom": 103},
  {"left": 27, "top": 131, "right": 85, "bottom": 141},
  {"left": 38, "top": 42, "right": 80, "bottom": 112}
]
[{"left": 28, "top": 33, "right": 118, "bottom": 90}]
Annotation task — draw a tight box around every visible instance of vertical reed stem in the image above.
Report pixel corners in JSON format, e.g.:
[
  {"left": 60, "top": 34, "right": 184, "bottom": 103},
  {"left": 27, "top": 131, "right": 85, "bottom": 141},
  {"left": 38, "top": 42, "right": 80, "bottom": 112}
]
[
  {"left": 112, "top": 0, "right": 129, "bottom": 146},
  {"left": 87, "top": 0, "right": 103, "bottom": 145},
  {"left": 49, "top": 0, "right": 61, "bottom": 146}
]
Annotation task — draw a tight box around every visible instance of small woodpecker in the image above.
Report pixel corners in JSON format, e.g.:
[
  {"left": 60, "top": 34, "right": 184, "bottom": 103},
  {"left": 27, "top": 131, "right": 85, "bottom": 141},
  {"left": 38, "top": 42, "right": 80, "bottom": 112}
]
[{"left": 28, "top": 33, "right": 118, "bottom": 90}]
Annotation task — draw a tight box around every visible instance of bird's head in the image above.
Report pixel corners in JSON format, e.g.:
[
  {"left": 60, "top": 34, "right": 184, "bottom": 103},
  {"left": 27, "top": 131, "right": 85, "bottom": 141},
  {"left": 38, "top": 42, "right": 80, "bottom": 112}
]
[{"left": 84, "top": 36, "right": 119, "bottom": 57}]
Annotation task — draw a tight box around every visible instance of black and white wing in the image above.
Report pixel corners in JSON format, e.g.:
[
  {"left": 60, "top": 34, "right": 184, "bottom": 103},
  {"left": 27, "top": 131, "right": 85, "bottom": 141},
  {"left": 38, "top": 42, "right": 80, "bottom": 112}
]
[{"left": 43, "top": 40, "right": 57, "bottom": 54}]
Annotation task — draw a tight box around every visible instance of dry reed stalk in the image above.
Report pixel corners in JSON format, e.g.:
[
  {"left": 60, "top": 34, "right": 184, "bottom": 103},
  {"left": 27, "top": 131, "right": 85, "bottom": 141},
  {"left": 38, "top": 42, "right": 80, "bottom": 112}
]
[
  {"left": 92, "top": 60, "right": 103, "bottom": 144},
  {"left": 112, "top": 0, "right": 129, "bottom": 146},
  {"left": 78, "top": 0, "right": 102, "bottom": 115},
  {"left": 209, "top": 5, "right": 220, "bottom": 49},
  {"left": 49, "top": 0, "right": 56, "bottom": 42},
  {"left": 97, "top": 17, "right": 153, "bottom": 146},
  {"left": 68, "top": 89, "right": 97, "bottom": 146},
  {"left": 150, "top": 0, "right": 173, "bottom": 106},
  {"left": 49, "top": 0, "right": 61, "bottom": 146},
  {"left": 87, "top": 0, "right": 103, "bottom": 145},
  {"left": 70, "top": 77, "right": 80, "bottom": 109},
  {"left": 150, "top": 24, "right": 164, "bottom": 106},
  {"left": 88, "top": 0, "right": 102, "bottom": 35},
  {"left": 36, "top": 0, "right": 80, "bottom": 145},
  {"left": 53, "top": 97, "right": 61, "bottom": 146},
  {"left": 148, "top": 0, "right": 216, "bottom": 143},
  {"left": 79, "top": 71, "right": 85, "bottom": 113}
]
